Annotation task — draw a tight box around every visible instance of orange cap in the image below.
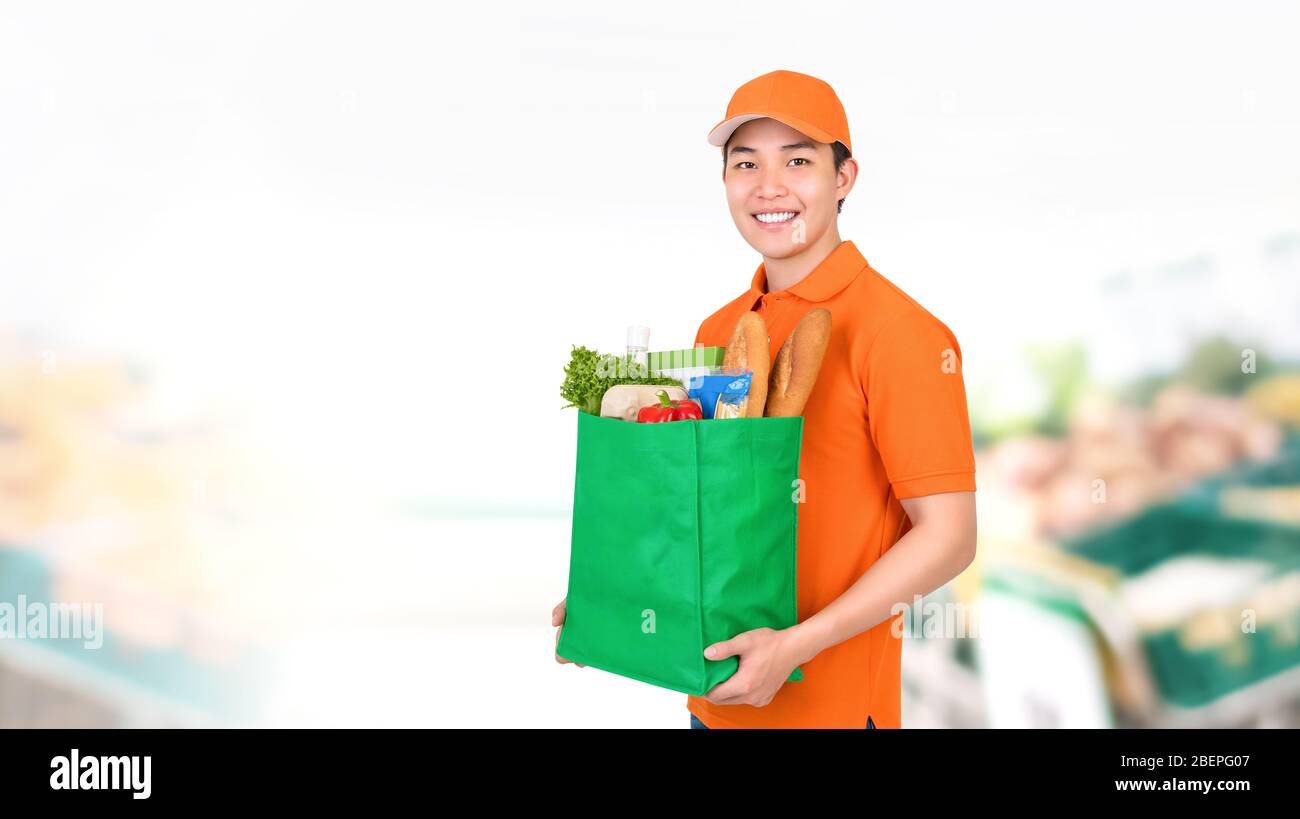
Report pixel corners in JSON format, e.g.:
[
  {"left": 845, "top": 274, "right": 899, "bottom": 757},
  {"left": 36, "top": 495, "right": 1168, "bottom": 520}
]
[{"left": 707, "top": 70, "right": 851, "bottom": 153}]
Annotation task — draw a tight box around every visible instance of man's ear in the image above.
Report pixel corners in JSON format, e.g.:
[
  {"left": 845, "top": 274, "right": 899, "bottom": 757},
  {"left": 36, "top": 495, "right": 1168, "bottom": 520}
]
[{"left": 837, "top": 156, "right": 859, "bottom": 202}]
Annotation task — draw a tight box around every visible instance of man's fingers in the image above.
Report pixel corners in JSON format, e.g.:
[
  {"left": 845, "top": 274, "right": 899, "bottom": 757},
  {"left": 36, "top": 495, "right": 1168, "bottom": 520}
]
[
  {"left": 703, "top": 676, "right": 746, "bottom": 704},
  {"left": 553, "top": 598, "right": 583, "bottom": 666},
  {"left": 554, "top": 625, "right": 585, "bottom": 667},
  {"left": 706, "top": 678, "right": 750, "bottom": 705},
  {"left": 704, "top": 632, "right": 748, "bottom": 661}
]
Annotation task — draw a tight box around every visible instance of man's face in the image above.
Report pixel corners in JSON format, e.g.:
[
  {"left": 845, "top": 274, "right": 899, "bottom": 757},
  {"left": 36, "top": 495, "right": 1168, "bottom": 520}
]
[{"left": 722, "top": 117, "right": 846, "bottom": 259}]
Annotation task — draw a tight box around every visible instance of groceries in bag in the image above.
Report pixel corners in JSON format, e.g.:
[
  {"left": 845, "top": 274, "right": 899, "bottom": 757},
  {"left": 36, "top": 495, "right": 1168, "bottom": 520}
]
[
  {"left": 765, "top": 308, "right": 831, "bottom": 418},
  {"left": 559, "top": 307, "right": 832, "bottom": 423},
  {"left": 646, "top": 346, "right": 725, "bottom": 388},
  {"left": 688, "top": 370, "right": 753, "bottom": 420},
  {"left": 600, "top": 384, "right": 690, "bottom": 422},
  {"left": 560, "top": 345, "right": 682, "bottom": 416},
  {"left": 636, "top": 390, "right": 704, "bottom": 423},
  {"left": 723, "top": 312, "right": 770, "bottom": 418}
]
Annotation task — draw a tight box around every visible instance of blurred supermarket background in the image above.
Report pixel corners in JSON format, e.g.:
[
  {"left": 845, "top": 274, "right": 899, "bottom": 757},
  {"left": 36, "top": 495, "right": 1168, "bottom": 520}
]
[{"left": 1, "top": 1, "right": 1298, "bottom": 727}]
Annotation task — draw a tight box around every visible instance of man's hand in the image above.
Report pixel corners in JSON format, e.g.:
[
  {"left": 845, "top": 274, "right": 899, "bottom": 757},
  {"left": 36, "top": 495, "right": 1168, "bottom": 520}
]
[
  {"left": 699, "top": 626, "right": 805, "bottom": 707},
  {"left": 552, "top": 597, "right": 585, "bottom": 667}
]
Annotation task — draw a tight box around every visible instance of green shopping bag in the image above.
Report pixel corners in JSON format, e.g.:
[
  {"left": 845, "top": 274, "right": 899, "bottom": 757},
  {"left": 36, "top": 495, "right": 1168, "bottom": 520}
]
[{"left": 558, "top": 410, "right": 805, "bottom": 696}]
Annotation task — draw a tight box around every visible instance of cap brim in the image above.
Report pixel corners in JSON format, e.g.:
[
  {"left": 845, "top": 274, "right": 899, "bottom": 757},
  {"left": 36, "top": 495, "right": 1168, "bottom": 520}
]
[{"left": 707, "top": 112, "right": 840, "bottom": 149}]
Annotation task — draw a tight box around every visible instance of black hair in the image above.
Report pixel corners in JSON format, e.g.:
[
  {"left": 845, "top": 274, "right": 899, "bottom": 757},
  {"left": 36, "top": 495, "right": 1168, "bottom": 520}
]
[{"left": 722, "top": 135, "right": 852, "bottom": 213}]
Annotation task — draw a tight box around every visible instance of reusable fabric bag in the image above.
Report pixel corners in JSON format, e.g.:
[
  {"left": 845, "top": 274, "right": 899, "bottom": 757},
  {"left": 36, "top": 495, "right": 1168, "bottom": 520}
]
[{"left": 557, "top": 411, "right": 804, "bottom": 696}]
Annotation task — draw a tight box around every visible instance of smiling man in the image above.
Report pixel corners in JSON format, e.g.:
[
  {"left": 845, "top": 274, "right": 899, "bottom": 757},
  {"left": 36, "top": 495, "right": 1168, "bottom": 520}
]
[{"left": 687, "top": 70, "right": 979, "bottom": 729}]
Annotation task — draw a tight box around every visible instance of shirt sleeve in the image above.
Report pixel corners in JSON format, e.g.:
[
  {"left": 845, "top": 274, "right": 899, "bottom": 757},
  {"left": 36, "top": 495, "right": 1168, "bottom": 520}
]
[{"left": 864, "top": 309, "right": 977, "bottom": 500}]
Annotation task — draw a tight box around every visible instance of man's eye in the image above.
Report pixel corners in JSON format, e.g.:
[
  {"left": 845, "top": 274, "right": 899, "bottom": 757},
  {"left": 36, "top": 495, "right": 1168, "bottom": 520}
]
[
  {"left": 789, "top": 157, "right": 810, "bottom": 166},
  {"left": 735, "top": 161, "right": 756, "bottom": 170}
]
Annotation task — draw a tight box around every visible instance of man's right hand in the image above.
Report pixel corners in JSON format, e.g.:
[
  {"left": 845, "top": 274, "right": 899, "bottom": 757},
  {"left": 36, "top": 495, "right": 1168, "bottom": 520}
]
[{"left": 553, "top": 597, "right": 585, "bottom": 667}]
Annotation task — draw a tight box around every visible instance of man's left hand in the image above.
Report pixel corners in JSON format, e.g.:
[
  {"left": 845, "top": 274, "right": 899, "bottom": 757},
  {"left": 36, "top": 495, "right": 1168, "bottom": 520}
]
[{"left": 700, "top": 626, "right": 805, "bottom": 707}]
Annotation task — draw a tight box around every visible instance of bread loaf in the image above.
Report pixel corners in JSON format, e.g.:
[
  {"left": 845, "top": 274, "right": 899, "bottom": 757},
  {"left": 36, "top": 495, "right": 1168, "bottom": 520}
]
[
  {"left": 765, "top": 308, "right": 831, "bottom": 417},
  {"left": 722, "top": 311, "right": 770, "bottom": 418}
]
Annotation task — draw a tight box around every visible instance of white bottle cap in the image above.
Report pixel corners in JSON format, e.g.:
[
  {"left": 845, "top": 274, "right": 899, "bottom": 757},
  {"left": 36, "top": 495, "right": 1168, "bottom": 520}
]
[{"left": 626, "top": 325, "right": 650, "bottom": 348}]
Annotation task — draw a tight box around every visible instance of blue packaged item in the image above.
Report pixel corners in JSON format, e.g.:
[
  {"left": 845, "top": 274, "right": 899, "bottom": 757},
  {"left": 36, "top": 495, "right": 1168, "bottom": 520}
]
[{"left": 688, "top": 370, "right": 753, "bottom": 419}]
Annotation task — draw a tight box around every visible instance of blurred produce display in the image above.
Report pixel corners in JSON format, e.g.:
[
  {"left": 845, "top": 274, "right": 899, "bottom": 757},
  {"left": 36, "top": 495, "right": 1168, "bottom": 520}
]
[
  {"left": 981, "top": 385, "right": 1282, "bottom": 540},
  {"left": 0, "top": 331, "right": 300, "bottom": 725},
  {"left": 954, "top": 339, "right": 1300, "bottom": 728}
]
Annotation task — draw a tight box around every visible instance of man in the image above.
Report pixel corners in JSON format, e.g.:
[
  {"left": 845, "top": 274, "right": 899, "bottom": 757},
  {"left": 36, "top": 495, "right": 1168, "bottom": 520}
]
[
  {"left": 555, "top": 70, "right": 977, "bottom": 730},
  {"left": 687, "top": 70, "right": 977, "bottom": 729}
]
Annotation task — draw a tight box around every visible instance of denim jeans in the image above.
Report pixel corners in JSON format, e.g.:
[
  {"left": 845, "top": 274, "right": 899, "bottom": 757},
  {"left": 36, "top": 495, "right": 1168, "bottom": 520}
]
[{"left": 690, "top": 713, "right": 877, "bottom": 729}]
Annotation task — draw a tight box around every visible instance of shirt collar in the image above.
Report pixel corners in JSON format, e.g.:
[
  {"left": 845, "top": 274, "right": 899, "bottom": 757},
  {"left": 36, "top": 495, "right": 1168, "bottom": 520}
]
[{"left": 747, "top": 240, "right": 868, "bottom": 306}]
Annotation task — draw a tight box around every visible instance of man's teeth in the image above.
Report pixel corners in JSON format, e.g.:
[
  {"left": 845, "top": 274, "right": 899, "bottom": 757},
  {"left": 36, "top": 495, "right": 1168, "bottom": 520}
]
[{"left": 756, "top": 211, "right": 797, "bottom": 224}]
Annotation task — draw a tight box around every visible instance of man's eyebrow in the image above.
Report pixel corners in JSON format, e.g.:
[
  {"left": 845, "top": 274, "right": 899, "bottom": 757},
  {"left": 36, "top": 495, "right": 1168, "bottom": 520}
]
[{"left": 727, "top": 141, "right": 817, "bottom": 156}]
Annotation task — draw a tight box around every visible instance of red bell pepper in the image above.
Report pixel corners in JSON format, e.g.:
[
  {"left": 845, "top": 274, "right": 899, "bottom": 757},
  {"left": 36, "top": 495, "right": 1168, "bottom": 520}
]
[{"left": 637, "top": 390, "right": 703, "bottom": 423}]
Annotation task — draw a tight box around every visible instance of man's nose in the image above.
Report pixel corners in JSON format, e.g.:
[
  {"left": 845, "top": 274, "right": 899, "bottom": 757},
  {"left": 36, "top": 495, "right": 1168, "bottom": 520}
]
[{"left": 757, "top": 166, "right": 787, "bottom": 197}]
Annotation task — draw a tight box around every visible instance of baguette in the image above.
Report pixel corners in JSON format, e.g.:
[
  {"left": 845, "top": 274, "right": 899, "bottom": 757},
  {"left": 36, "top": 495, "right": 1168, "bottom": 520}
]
[
  {"left": 765, "top": 308, "right": 831, "bottom": 417},
  {"left": 722, "top": 311, "right": 770, "bottom": 418}
]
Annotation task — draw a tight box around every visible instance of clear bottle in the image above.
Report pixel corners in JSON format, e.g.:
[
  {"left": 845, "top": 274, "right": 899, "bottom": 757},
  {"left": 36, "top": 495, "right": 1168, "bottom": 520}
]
[{"left": 626, "top": 325, "right": 650, "bottom": 377}]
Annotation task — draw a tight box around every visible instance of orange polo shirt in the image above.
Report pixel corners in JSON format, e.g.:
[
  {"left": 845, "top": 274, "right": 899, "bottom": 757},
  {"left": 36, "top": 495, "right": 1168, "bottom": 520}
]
[{"left": 687, "top": 239, "right": 977, "bottom": 729}]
